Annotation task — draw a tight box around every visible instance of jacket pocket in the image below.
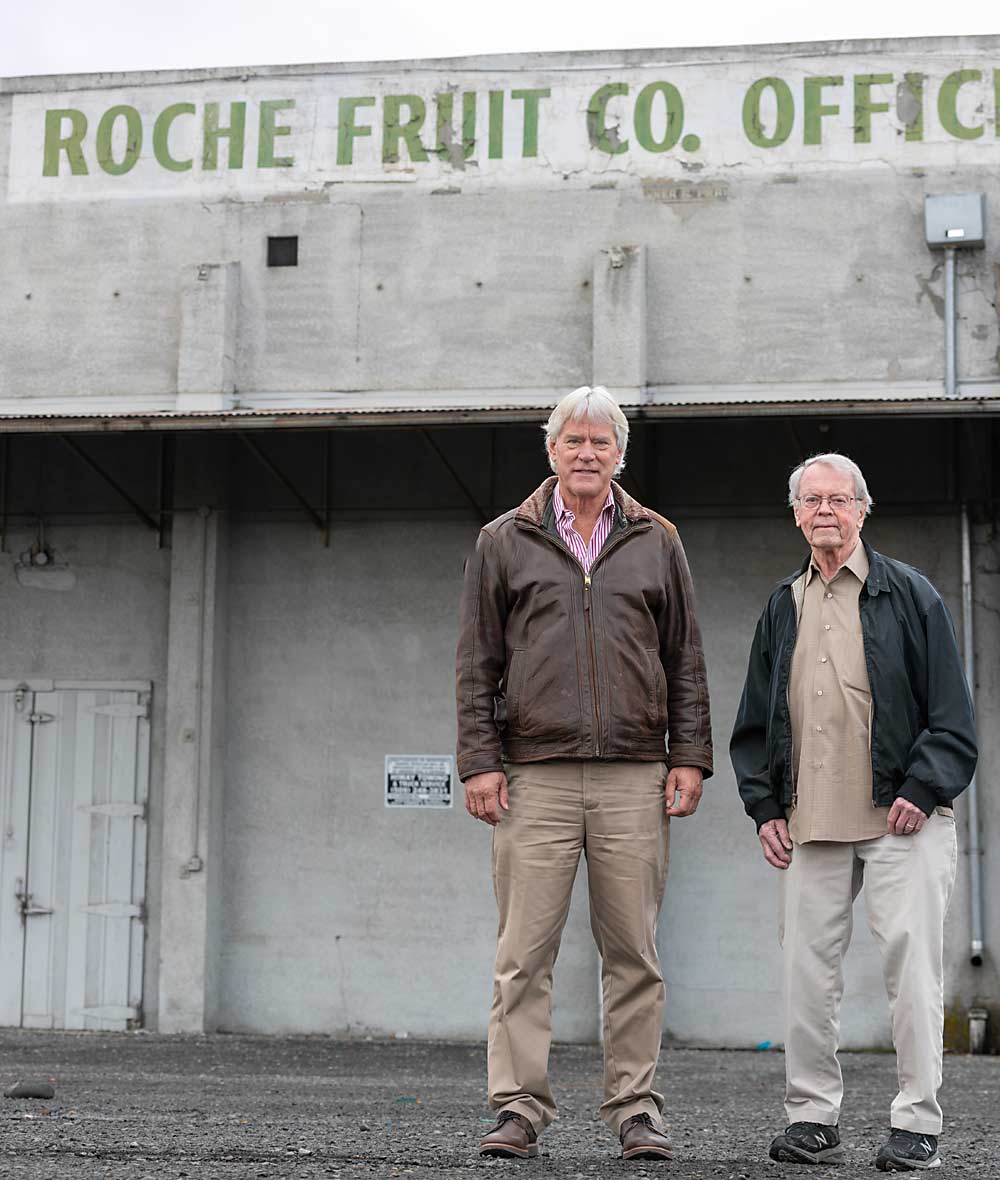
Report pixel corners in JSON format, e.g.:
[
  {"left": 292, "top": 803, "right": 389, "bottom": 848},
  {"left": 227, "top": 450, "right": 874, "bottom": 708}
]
[
  {"left": 608, "top": 646, "right": 666, "bottom": 741},
  {"left": 505, "top": 646, "right": 580, "bottom": 743},
  {"left": 644, "top": 648, "right": 668, "bottom": 730},
  {"left": 505, "top": 649, "right": 526, "bottom": 732}
]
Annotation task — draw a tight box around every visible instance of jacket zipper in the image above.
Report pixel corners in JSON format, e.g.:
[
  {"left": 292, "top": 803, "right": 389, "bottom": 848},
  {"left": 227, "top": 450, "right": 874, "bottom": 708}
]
[
  {"left": 517, "top": 519, "right": 640, "bottom": 761},
  {"left": 583, "top": 573, "right": 601, "bottom": 756}
]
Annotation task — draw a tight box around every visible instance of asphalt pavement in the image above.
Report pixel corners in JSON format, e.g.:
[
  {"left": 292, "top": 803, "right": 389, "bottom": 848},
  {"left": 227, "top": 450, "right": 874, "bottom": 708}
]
[{"left": 0, "top": 1032, "right": 996, "bottom": 1179}]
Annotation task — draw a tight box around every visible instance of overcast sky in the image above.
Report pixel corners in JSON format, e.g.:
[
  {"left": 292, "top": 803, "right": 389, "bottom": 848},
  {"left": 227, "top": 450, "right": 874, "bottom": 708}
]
[{"left": 2, "top": 0, "right": 997, "bottom": 79}]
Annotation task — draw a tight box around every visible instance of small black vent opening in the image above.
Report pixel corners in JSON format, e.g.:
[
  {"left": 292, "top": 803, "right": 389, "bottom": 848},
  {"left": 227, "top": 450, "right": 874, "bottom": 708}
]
[{"left": 267, "top": 236, "right": 299, "bottom": 267}]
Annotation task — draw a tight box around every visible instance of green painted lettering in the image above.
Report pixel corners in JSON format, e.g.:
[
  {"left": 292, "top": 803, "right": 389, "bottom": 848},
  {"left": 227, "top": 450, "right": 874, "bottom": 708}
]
[
  {"left": 42, "top": 108, "right": 89, "bottom": 176},
  {"left": 153, "top": 102, "right": 195, "bottom": 172},
  {"left": 488, "top": 91, "right": 504, "bottom": 159},
  {"left": 803, "top": 76, "right": 842, "bottom": 145},
  {"left": 461, "top": 92, "right": 477, "bottom": 158},
  {"left": 900, "top": 74, "right": 924, "bottom": 142},
  {"left": 203, "top": 102, "right": 246, "bottom": 169},
  {"left": 511, "top": 88, "right": 550, "bottom": 157},
  {"left": 96, "top": 105, "right": 142, "bottom": 176},
  {"left": 853, "top": 74, "right": 892, "bottom": 143},
  {"left": 938, "top": 70, "right": 984, "bottom": 140},
  {"left": 587, "top": 83, "right": 629, "bottom": 155},
  {"left": 383, "top": 95, "right": 428, "bottom": 163},
  {"left": 337, "top": 97, "right": 375, "bottom": 165},
  {"left": 633, "top": 82, "right": 683, "bottom": 153},
  {"left": 434, "top": 92, "right": 477, "bottom": 161},
  {"left": 258, "top": 99, "right": 295, "bottom": 168},
  {"left": 742, "top": 77, "right": 794, "bottom": 147}
]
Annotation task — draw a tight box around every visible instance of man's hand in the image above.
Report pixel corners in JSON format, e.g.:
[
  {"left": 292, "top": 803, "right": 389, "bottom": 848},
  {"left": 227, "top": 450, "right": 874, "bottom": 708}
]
[
  {"left": 759, "top": 818, "right": 793, "bottom": 869},
  {"left": 887, "top": 797, "right": 928, "bottom": 837},
  {"left": 464, "top": 771, "right": 509, "bottom": 826},
  {"left": 665, "top": 766, "right": 703, "bottom": 817}
]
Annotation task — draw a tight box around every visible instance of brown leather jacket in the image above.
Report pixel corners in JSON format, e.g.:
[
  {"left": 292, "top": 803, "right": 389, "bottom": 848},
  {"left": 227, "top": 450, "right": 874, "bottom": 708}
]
[{"left": 456, "top": 476, "right": 713, "bottom": 781}]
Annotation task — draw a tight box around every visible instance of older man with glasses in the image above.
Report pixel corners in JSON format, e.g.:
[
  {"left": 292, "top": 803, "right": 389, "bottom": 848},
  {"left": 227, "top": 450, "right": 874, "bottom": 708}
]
[
  {"left": 456, "top": 386, "right": 712, "bottom": 1162},
  {"left": 731, "top": 453, "right": 977, "bottom": 1172}
]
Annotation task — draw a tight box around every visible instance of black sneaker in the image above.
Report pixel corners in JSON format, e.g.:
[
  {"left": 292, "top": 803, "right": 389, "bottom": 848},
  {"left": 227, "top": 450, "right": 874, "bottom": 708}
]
[
  {"left": 875, "top": 1129, "right": 941, "bottom": 1171},
  {"left": 769, "top": 1121, "right": 844, "bottom": 1164}
]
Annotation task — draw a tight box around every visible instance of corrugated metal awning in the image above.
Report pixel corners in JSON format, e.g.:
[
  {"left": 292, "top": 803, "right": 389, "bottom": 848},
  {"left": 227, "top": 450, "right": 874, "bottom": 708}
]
[{"left": 1, "top": 380, "right": 997, "bottom": 432}]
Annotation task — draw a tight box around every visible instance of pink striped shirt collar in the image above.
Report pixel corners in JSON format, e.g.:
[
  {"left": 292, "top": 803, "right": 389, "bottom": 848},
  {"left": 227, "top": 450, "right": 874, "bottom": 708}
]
[{"left": 553, "top": 483, "right": 616, "bottom": 574}]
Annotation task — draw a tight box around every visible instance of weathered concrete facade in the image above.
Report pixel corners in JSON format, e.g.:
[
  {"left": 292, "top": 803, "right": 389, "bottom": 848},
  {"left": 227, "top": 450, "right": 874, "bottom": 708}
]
[{"left": 0, "top": 38, "right": 997, "bottom": 1047}]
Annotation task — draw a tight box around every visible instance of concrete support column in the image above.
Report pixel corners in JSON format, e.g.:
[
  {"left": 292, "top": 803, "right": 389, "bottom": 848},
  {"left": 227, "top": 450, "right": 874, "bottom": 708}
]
[
  {"left": 593, "top": 245, "right": 646, "bottom": 399},
  {"left": 158, "top": 508, "right": 228, "bottom": 1032},
  {"left": 176, "top": 262, "right": 240, "bottom": 413}
]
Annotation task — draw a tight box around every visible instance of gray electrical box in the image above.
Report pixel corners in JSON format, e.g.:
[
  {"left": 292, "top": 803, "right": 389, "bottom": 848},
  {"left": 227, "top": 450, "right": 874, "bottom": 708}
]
[{"left": 924, "top": 193, "right": 985, "bottom": 248}]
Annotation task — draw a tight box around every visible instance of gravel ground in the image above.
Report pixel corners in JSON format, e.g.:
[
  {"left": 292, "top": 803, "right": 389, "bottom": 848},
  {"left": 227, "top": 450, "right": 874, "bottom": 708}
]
[{"left": 0, "top": 1032, "right": 995, "bottom": 1179}]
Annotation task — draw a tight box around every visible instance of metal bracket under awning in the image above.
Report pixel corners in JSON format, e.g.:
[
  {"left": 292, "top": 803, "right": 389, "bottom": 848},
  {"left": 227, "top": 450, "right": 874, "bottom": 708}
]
[
  {"left": 419, "top": 428, "right": 487, "bottom": 524},
  {"left": 59, "top": 434, "right": 163, "bottom": 540},
  {"left": 237, "top": 431, "right": 330, "bottom": 545}
]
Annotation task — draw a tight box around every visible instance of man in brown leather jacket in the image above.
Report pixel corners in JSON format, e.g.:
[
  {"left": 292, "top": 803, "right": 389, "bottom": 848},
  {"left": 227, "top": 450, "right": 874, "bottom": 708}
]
[{"left": 456, "top": 386, "right": 713, "bottom": 1162}]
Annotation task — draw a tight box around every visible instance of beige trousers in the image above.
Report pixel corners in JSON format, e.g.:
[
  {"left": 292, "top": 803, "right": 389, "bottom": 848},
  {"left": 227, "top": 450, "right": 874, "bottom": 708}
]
[
  {"left": 488, "top": 760, "right": 670, "bottom": 1134},
  {"left": 779, "top": 812, "right": 958, "bottom": 1134}
]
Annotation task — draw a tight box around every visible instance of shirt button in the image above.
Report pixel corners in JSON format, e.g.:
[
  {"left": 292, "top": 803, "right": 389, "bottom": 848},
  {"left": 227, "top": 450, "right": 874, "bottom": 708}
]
[
  {"left": 817, "top": 690, "right": 823, "bottom": 696},
  {"left": 820, "top": 657, "right": 828, "bottom": 663},
  {"left": 816, "top": 725, "right": 823, "bottom": 732},
  {"left": 826, "top": 592, "right": 833, "bottom": 599},
  {"left": 824, "top": 624, "right": 831, "bottom": 631}
]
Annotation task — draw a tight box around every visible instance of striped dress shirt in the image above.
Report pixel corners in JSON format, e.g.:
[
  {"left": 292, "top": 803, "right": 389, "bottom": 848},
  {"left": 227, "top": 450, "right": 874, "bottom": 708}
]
[{"left": 553, "top": 483, "right": 616, "bottom": 573}]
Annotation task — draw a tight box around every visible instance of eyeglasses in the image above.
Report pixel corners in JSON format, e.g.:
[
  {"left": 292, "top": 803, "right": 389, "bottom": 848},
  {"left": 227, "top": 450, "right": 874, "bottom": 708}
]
[{"left": 796, "top": 494, "right": 857, "bottom": 511}]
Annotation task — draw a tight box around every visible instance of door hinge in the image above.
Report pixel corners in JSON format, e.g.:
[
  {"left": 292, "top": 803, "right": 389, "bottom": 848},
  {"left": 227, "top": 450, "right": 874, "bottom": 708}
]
[
  {"left": 79, "top": 901, "right": 143, "bottom": 919},
  {"left": 80, "top": 801, "right": 147, "bottom": 821},
  {"left": 89, "top": 703, "right": 148, "bottom": 720},
  {"left": 26, "top": 711, "right": 54, "bottom": 725},
  {"left": 73, "top": 1004, "right": 139, "bottom": 1022}
]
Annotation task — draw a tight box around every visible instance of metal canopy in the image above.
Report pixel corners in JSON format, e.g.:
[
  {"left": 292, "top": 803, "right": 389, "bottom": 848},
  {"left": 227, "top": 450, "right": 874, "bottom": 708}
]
[{"left": 1, "top": 396, "right": 999, "bottom": 435}]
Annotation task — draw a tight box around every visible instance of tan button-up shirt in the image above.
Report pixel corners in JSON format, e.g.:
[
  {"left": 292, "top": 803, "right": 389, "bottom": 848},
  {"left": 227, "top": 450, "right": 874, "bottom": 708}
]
[{"left": 787, "top": 542, "right": 890, "bottom": 843}]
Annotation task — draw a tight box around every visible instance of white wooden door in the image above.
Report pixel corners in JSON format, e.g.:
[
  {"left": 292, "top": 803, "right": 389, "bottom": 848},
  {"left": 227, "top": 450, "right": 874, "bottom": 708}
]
[
  {"left": 0, "top": 690, "right": 33, "bottom": 1025},
  {"left": 0, "top": 685, "right": 150, "bottom": 1030}
]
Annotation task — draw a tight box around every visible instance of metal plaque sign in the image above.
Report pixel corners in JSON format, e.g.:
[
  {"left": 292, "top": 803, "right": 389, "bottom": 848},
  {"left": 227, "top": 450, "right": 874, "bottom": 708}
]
[{"left": 385, "top": 755, "right": 454, "bottom": 808}]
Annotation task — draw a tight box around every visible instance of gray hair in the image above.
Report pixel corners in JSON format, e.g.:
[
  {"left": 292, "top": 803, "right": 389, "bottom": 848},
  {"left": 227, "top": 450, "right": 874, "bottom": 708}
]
[
  {"left": 543, "top": 386, "right": 629, "bottom": 474},
  {"left": 788, "top": 452, "right": 874, "bottom": 515}
]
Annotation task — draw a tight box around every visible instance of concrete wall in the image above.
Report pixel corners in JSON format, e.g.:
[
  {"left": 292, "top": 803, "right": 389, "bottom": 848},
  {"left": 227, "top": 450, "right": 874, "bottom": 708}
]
[
  {"left": 3, "top": 180, "right": 998, "bottom": 408},
  {"left": 219, "top": 517, "right": 594, "bottom": 1040},
  {"left": 3, "top": 41, "right": 1000, "bottom": 415},
  {"left": 213, "top": 502, "right": 986, "bottom": 1048},
  {"left": 0, "top": 421, "right": 995, "bottom": 1044}
]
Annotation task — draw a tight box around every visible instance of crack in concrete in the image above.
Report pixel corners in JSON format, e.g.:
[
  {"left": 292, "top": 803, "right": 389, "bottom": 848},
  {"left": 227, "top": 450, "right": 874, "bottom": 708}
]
[{"left": 915, "top": 268, "right": 944, "bottom": 320}]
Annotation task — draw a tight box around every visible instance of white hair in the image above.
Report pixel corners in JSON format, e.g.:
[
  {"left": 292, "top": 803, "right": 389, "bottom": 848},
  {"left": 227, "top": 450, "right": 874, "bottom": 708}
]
[
  {"left": 788, "top": 452, "right": 874, "bottom": 515},
  {"left": 543, "top": 386, "right": 629, "bottom": 475}
]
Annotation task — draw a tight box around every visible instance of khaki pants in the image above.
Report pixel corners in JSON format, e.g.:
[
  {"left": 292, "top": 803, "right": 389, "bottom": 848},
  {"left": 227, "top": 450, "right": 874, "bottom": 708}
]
[
  {"left": 779, "top": 812, "right": 958, "bottom": 1134},
  {"left": 488, "top": 760, "right": 670, "bottom": 1134}
]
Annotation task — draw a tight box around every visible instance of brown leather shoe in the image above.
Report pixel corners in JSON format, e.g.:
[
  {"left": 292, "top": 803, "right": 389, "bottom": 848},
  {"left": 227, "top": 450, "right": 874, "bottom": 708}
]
[
  {"left": 620, "top": 1112, "right": 673, "bottom": 1161},
  {"left": 479, "top": 1110, "right": 539, "bottom": 1159}
]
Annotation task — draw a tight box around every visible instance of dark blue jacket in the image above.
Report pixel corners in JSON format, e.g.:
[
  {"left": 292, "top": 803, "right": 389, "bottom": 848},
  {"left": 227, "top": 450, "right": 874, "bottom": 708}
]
[{"left": 730, "top": 542, "right": 978, "bottom": 830}]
